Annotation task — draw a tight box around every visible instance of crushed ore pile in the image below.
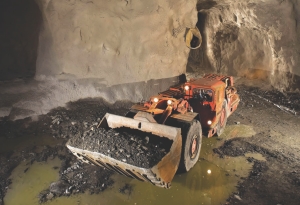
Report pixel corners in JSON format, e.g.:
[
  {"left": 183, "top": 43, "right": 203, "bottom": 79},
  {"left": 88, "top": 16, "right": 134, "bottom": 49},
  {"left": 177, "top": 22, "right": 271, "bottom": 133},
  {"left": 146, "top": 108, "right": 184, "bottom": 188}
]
[
  {"left": 240, "top": 85, "right": 300, "bottom": 115},
  {"left": 68, "top": 127, "right": 172, "bottom": 168}
]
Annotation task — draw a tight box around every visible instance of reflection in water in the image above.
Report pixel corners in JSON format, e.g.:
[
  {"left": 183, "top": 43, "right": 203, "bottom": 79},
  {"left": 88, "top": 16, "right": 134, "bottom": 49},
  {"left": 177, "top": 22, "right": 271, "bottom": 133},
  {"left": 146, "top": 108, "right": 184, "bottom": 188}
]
[{"left": 4, "top": 124, "right": 256, "bottom": 205}]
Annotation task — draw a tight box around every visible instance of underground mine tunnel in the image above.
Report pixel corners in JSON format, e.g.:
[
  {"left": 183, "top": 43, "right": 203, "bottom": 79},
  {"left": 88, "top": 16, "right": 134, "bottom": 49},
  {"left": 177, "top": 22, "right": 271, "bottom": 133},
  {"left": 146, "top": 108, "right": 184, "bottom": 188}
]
[{"left": 0, "top": 0, "right": 300, "bottom": 205}]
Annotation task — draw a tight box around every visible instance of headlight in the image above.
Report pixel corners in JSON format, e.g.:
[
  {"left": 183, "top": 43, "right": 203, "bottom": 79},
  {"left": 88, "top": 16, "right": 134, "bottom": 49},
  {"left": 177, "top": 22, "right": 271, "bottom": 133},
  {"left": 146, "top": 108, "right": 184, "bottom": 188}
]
[
  {"left": 167, "top": 100, "right": 172, "bottom": 105},
  {"left": 184, "top": 85, "right": 190, "bottom": 91},
  {"left": 207, "top": 120, "right": 212, "bottom": 125},
  {"left": 153, "top": 98, "right": 159, "bottom": 103}
]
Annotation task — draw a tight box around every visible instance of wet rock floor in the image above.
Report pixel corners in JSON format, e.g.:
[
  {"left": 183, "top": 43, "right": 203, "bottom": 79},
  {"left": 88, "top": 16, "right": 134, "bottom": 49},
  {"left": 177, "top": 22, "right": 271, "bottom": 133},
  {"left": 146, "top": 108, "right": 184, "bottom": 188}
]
[
  {"left": 219, "top": 85, "right": 300, "bottom": 205},
  {"left": 0, "top": 99, "right": 130, "bottom": 204},
  {"left": 0, "top": 84, "right": 300, "bottom": 205}
]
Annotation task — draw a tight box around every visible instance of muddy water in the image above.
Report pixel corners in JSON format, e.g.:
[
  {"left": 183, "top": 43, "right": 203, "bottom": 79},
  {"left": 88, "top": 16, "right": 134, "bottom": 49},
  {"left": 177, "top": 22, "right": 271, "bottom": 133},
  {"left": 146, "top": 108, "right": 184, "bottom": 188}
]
[
  {"left": 4, "top": 124, "right": 259, "bottom": 205},
  {"left": 4, "top": 158, "right": 61, "bottom": 205}
]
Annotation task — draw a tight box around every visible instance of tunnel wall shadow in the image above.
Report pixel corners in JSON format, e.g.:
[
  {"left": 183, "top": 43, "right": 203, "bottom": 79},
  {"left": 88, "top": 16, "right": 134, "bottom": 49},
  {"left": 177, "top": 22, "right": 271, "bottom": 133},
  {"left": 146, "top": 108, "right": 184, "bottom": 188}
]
[{"left": 0, "top": 0, "right": 42, "bottom": 81}]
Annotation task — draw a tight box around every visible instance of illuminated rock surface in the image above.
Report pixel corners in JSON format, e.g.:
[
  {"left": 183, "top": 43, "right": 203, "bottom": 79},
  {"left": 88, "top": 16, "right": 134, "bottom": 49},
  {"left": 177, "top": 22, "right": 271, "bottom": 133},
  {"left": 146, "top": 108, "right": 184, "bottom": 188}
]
[{"left": 188, "top": 0, "right": 300, "bottom": 90}]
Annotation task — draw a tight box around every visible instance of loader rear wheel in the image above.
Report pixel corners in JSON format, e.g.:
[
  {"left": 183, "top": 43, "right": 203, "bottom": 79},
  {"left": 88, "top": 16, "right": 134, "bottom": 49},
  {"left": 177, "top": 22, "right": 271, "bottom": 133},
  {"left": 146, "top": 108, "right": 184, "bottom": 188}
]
[
  {"left": 179, "top": 120, "right": 202, "bottom": 172},
  {"left": 217, "top": 101, "right": 228, "bottom": 136}
]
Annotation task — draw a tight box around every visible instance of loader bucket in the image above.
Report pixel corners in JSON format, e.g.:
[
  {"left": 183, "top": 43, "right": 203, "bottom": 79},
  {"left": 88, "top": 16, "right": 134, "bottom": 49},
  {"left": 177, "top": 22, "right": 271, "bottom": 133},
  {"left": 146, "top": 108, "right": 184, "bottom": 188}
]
[{"left": 66, "top": 113, "right": 182, "bottom": 188}]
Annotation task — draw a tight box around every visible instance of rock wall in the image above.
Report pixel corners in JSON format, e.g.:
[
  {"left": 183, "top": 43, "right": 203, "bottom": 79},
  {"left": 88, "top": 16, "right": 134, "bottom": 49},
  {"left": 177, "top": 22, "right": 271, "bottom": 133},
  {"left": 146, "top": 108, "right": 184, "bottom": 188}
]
[
  {"left": 1, "top": 0, "right": 299, "bottom": 91},
  {"left": 35, "top": 0, "right": 197, "bottom": 86},
  {"left": 188, "top": 0, "right": 300, "bottom": 91},
  {"left": 1, "top": 0, "right": 300, "bottom": 120}
]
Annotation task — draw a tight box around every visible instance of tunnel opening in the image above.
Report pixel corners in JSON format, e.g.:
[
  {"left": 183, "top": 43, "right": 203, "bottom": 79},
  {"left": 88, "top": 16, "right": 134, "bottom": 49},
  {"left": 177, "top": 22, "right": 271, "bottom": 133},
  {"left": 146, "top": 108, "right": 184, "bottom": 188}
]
[
  {"left": 186, "top": 10, "right": 212, "bottom": 74},
  {"left": 0, "top": 0, "right": 42, "bottom": 81},
  {"left": 196, "top": 0, "right": 217, "bottom": 10}
]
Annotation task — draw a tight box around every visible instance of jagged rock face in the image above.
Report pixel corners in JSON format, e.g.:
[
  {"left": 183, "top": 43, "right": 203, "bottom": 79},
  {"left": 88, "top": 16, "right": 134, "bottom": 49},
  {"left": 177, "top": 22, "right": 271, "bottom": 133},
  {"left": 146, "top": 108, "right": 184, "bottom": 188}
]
[
  {"left": 188, "top": 0, "right": 300, "bottom": 91},
  {"left": 0, "top": 0, "right": 299, "bottom": 121},
  {"left": 1, "top": 0, "right": 299, "bottom": 91},
  {"left": 35, "top": 0, "right": 197, "bottom": 85}
]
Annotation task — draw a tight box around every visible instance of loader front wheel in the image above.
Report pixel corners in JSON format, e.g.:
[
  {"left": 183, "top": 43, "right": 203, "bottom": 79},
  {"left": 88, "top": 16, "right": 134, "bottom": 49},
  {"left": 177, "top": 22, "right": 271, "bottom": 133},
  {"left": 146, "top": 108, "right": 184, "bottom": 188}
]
[{"left": 179, "top": 120, "right": 202, "bottom": 172}]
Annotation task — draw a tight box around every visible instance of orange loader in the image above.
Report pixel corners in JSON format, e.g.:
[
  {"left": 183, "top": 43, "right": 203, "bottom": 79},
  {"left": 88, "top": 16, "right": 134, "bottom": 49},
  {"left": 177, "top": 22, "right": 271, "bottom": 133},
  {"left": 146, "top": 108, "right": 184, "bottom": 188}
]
[{"left": 67, "top": 74, "right": 240, "bottom": 188}]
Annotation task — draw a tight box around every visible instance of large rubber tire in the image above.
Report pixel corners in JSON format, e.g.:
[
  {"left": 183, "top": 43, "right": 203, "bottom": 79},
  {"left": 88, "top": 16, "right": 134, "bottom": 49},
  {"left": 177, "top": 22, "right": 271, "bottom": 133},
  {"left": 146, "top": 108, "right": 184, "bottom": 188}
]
[
  {"left": 179, "top": 120, "right": 202, "bottom": 172},
  {"left": 217, "top": 101, "right": 228, "bottom": 136}
]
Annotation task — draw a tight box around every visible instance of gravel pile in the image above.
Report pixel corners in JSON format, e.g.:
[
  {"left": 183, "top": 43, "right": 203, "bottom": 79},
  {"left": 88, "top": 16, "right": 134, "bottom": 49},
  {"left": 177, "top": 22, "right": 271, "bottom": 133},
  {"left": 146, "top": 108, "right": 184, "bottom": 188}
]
[
  {"left": 68, "top": 127, "right": 172, "bottom": 168},
  {"left": 241, "top": 85, "right": 300, "bottom": 115}
]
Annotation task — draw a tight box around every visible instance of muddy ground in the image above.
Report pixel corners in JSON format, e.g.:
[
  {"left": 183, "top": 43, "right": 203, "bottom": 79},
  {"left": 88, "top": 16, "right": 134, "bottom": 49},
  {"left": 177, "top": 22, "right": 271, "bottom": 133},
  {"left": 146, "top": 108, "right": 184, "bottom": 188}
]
[
  {"left": 219, "top": 82, "right": 300, "bottom": 205},
  {"left": 0, "top": 99, "right": 132, "bottom": 204},
  {"left": 0, "top": 81, "right": 300, "bottom": 205}
]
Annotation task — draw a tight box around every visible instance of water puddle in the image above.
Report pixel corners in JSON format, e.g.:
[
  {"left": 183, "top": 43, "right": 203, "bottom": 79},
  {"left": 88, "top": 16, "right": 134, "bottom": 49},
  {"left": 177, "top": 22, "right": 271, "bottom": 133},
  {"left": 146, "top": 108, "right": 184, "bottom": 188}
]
[
  {"left": 4, "top": 123, "right": 257, "bottom": 205},
  {"left": 4, "top": 158, "right": 61, "bottom": 205},
  {"left": 221, "top": 124, "right": 256, "bottom": 140}
]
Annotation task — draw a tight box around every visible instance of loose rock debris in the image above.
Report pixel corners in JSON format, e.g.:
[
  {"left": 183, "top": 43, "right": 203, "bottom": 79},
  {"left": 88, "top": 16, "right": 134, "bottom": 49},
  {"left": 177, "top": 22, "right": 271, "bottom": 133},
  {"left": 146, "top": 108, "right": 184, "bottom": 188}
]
[
  {"left": 0, "top": 99, "right": 129, "bottom": 204},
  {"left": 39, "top": 159, "right": 113, "bottom": 203},
  {"left": 240, "top": 85, "right": 300, "bottom": 115},
  {"left": 119, "top": 183, "right": 133, "bottom": 195},
  {"left": 1, "top": 86, "right": 300, "bottom": 205},
  {"left": 68, "top": 127, "right": 172, "bottom": 168},
  {"left": 220, "top": 83, "right": 300, "bottom": 205}
]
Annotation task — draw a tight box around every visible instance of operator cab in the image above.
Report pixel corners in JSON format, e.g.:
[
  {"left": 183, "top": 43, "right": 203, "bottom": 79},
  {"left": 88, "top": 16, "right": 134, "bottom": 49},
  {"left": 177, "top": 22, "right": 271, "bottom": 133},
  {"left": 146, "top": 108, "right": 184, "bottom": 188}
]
[{"left": 192, "top": 88, "right": 214, "bottom": 102}]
